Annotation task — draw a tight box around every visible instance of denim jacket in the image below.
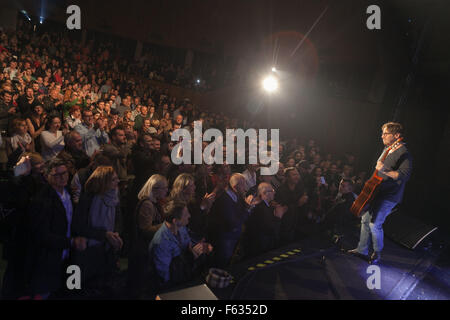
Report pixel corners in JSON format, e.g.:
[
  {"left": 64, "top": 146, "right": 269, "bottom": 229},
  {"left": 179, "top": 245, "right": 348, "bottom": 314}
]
[
  {"left": 149, "top": 223, "right": 191, "bottom": 283},
  {"left": 74, "top": 123, "right": 109, "bottom": 157}
]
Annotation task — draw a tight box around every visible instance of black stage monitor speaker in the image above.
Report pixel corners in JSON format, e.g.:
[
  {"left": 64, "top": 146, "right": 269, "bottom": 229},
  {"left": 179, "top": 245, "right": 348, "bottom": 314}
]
[
  {"left": 384, "top": 209, "right": 438, "bottom": 249},
  {"left": 156, "top": 284, "right": 218, "bottom": 300}
]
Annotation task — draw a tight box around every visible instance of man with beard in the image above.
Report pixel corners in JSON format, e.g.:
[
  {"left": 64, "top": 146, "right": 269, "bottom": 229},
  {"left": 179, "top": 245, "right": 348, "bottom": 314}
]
[
  {"left": 18, "top": 87, "right": 39, "bottom": 117},
  {"left": 101, "top": 126, "right": 130, "bottom": 183},
  {"left": 130, "top": 133, "right": 157, "bottom": 193}
]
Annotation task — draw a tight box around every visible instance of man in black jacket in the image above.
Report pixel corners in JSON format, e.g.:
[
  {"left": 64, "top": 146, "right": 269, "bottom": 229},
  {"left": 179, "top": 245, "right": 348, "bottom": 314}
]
[
  {"left": 242, "top": 182, "right": 287, "bottom": 258},
  {"left": 28, "top": 159, "right": 86, "bottom": 298},
  {"left": 207, "top": 173, "right": 259, "bottom": 267},
  {"left": 275, "top": 167, "right": 309, "bottom": 244},
  {"left": 18, "top": 87, "right": 39, "bottom": 117}
]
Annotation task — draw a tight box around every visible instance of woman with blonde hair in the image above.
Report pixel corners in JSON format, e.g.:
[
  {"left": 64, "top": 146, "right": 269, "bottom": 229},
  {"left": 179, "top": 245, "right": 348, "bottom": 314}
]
[
  {"left": 8, "top": 118, "right": 34, "bottom": 158},
  {"left": 136, "top": 174, "right": 169, "bottom": 234},
  {"left": 169, "top": 173, "right": 216, "bottom": 242},
  {"left": 73, "top": 166, "right": 122, "bottom": 289},
  {"left": 128, "top": 174, "right": 168, "bottom": 298},
  {"left": 169, "top": 173, "right": 196, "bottom": 203}
]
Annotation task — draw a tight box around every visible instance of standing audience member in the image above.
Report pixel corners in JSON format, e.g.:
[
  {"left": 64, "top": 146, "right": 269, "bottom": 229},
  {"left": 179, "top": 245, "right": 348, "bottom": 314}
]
[
  {"left": 275, "top": 167, "right": 309, "bottom": 244},
  {"left": 56, "top": 131, "right": 90, "bottom": 178},
  {"left": 168, "top": 173, "right": 216, "bottom": 241},
  {"left": 25, "top": 104, "right": 46, "bottom": 153},
  {"left": 101, "top": 126, "right": 130, "bottom": 183},
  {"left": 8, "top": 118, "right": 34, "bottom": 162},
  {"left": 128, "top": 174, "right": 168, "bottom": 297},
  {"left": 74, "top": 110, "right": 109, "bottom": 157},
  {"left": 73, "top": 166, "right": 123, "bottom": 291},
  {"left": 241, "top": 182, "right": 287, "bottom": 258},
  {"left": 207, "top": 173, "right": 259, "bottom": 267},
  {"left": 28, "top": 159, "right": 87, "bottom": 299},
  {"left": 40, "top": 115, "right": 66, "bottom": 161}
]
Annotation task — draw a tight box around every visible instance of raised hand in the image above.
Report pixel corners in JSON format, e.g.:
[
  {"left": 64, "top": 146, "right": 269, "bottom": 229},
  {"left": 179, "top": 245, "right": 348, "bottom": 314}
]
[
  {"left": 298, "top": 194, "right": 308, "bottom": 207},
  {"left": 245, "top": 194, "right": 261, "bottom": 207},
  {"left": 200, "top": 192, "right": 216, "bottom": 210}
]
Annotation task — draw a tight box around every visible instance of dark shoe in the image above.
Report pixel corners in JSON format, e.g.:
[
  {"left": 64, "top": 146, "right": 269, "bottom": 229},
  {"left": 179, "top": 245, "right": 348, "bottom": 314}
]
[{"left": 369, "top": 252, "right": 381, "bottom": 264}]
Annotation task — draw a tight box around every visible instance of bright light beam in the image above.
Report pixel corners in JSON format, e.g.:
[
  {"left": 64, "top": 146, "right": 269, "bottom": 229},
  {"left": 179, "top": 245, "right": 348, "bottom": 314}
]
[
  {"left": 290, "top": 6, "right": 328, "bottom": 58},
  {"left": 262, "top": 75, "right": 279, "bottom": 93}
]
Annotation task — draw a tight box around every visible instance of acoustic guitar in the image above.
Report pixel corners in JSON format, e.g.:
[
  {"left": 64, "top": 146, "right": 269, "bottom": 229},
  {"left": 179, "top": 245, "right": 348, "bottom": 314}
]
[{"left": 350, "top": 138, "right": 403, "bottom": 217}]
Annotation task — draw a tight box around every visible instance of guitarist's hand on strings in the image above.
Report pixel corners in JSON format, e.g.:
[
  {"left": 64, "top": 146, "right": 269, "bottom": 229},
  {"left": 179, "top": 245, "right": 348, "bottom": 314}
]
[
  {"left": 376, "top": 161, "right": 400, "bottom": 180},
  {"left": 376, "top": 161, "right": 385, "bottom": 172}
]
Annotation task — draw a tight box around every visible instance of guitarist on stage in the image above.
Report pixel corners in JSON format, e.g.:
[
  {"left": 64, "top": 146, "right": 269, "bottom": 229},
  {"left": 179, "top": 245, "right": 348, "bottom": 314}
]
[{"left": 348, "top": 122, "right": 412, "bottom": 264}]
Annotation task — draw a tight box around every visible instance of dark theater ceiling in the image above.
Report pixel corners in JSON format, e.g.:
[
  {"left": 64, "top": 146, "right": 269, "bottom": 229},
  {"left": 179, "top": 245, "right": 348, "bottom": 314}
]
[{"left": 11, "top": 0, "right": 450, "bottom": 78}]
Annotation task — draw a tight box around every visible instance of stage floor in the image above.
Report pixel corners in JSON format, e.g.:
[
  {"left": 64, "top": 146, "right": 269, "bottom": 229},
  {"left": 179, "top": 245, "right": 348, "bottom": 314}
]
[{"left": 210, "top": 230, "right": 450, "bottom": 300}]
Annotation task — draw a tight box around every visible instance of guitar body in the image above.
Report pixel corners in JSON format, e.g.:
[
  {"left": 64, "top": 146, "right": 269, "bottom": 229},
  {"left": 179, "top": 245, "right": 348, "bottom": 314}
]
[
  {"left": 350, "top": 137, "right": 403, "bottom": 217},
  {"left": 350, "top": 174, "right": 382, "bottom": 217}
]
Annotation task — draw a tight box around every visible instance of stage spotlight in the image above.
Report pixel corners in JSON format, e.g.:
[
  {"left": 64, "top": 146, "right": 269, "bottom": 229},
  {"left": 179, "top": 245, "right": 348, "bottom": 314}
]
[
  {"left": 272, "top": 67, "right": 277, "bottom": 72},
  {"left": 40, "top": 16, "right": 44, "bottom": 24},
  {"left": 196, "top": 79, "right": 200, "bottom": 84},
  {"left": 21, "top": 10, "right": 31, "bottom": 21},
  {"left": 262, "top": 75, "right": 278, "bottom": 93}
]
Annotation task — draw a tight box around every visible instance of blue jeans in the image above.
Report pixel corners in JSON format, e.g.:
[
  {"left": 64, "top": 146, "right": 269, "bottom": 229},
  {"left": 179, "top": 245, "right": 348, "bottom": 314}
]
[{"left": 356, "top": 199, "right": 397, "bottom": 254}]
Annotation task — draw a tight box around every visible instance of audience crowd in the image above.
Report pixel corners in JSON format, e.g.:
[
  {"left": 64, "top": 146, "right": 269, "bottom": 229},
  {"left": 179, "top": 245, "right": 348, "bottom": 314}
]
[{"left": 0, "top": 24, "right": 366, "bottom": 299}]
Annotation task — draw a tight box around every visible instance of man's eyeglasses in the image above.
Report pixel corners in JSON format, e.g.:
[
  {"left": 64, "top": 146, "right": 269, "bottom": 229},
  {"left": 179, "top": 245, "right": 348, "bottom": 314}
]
[
  {"left": 382, "top": 132, "right": 393, "bottom": 136},
  {"left": 51, "top": 171, "right": 68, "bottom": 178}
]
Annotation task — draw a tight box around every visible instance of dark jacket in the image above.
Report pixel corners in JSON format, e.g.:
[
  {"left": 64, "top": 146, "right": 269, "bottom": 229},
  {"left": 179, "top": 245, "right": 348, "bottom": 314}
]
[
  {"left": 28, "top": 184, "right": 73, "bottom": 295},
  {"left": 130, "top": 144, "right": 157, "bottom": 191},
  {"left": 275, "top": 181, "right": 307, "bottom": 244},
  {"left": 242, "top": 201, "right": 282, "bottom": 258},
  {"left": 207, "top": 190, "right": 250, "bottom": 266}
]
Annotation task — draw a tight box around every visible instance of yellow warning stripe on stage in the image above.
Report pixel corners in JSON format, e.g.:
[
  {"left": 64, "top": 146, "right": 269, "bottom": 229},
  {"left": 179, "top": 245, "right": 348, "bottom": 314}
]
[
  {"left": 256, "top": 263, "right": 266, "bottom": 268},
  {"left": 247, "top": 248, "right": 302, "bottom": 272}
]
